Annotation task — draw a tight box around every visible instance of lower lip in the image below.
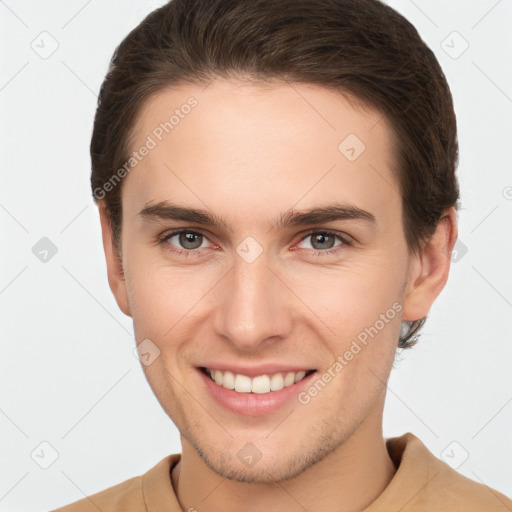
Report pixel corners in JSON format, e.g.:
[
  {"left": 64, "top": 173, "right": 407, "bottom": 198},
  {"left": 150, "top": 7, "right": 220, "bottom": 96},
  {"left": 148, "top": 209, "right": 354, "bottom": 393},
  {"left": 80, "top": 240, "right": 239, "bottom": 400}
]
[{"left": 197, "top": 367, "right": 317, "bottom": 417}]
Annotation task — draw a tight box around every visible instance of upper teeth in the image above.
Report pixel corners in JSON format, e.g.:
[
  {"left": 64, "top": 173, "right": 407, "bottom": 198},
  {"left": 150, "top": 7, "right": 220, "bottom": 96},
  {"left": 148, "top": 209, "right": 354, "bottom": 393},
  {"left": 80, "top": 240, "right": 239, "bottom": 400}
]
[{"left": 207, "top": 368, "right": 309, "bottom": 394}]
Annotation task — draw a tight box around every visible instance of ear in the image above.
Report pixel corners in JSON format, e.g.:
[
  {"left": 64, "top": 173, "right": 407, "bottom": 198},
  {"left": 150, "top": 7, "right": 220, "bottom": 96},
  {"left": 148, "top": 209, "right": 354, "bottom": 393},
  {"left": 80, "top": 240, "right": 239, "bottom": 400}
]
[
  {"left": 402, "top": 207, "right": 458, "bottom": 321},
  {"left": 98, "top": 201, "right": 132, "bottom": 317}
]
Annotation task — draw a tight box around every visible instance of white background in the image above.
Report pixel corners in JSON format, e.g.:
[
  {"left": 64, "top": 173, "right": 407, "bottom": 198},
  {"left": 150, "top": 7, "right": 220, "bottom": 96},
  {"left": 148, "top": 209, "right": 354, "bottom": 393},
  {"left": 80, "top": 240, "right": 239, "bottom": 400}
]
[{"left": 1, "top": 0, "right": 511, "bottom": 510}]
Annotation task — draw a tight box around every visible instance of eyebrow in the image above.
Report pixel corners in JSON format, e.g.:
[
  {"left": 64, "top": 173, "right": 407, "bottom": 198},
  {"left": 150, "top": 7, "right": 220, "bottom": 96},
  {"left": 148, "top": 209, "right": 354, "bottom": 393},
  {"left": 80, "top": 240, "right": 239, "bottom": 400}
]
[{"left": 138, "top": 201, "right": 376, "bottom": 232}]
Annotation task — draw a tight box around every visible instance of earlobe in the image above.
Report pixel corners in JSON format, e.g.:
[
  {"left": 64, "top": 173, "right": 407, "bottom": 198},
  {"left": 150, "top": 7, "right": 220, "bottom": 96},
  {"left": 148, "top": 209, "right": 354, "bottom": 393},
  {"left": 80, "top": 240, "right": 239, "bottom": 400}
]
[
  {"left": 98, "top": 201, "right": 132, "bottom": 318},
  {"left": 401, "top": 207, "right": 458, "bottom": 322}
]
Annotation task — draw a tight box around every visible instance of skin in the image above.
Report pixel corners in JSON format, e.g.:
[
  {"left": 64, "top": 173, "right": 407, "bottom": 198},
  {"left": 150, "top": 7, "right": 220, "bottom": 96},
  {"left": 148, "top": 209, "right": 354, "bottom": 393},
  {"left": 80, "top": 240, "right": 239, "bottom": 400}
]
[{"left": 99, "top": 78, "right": 457, "bottom": 512}]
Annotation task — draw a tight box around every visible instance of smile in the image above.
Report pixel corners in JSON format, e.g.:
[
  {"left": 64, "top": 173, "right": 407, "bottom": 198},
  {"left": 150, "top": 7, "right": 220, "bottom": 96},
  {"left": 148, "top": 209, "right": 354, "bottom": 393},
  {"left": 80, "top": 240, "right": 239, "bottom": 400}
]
[{"left": 200, "top": 367, "right": 316, "bottom": 394}]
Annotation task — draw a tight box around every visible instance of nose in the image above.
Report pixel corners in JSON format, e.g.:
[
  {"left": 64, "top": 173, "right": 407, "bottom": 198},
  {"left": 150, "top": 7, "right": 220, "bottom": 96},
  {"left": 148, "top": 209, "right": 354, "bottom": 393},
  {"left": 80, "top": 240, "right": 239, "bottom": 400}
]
[{"left": 213, "top": 249, "right": 293, "bottom": 352}]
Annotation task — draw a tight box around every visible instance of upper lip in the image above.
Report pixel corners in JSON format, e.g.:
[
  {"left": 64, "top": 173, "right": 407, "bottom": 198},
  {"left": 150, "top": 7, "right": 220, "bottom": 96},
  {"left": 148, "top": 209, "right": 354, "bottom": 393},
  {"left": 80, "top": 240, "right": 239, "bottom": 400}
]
[{"left": 198, "top": 364, "right": 316, "bottom": 378}]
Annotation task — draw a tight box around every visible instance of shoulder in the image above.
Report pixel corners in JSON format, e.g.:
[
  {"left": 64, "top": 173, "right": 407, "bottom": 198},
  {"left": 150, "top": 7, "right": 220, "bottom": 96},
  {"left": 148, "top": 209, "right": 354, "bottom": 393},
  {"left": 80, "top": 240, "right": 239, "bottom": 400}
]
[
  {"left": 424, "top": 457, "right": 512, "bottom": 511},
  {"left": 52, "top": 454, "right": 179, "bottom": 512},
  {"left": 380, "top": 433, "right": 512, "bottom": 512}
]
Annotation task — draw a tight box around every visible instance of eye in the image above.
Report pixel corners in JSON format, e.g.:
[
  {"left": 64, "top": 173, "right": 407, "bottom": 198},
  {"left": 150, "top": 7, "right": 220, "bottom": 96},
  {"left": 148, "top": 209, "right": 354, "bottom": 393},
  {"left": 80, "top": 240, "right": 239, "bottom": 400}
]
[
  {"left": 295, "top": 230, "right": 351, "bottom": 256},
  {"left": 158, "top": 230, "right": 213, "bottom": 257},
  {"left": 158, "top": 228, "right": 352, "bottom": 258}
]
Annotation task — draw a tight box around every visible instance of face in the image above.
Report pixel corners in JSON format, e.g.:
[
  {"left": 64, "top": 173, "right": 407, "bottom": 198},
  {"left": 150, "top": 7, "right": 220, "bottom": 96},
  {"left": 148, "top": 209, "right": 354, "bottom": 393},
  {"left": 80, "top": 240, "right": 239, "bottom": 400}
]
[{"left": 102, "top": 78, "right": 442, "bottom": 483}]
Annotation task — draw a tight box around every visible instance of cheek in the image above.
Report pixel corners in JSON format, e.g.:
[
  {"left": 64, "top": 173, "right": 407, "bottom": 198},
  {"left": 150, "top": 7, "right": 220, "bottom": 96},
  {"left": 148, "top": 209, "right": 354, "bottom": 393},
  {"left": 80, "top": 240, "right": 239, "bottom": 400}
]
[
  {"left": 124, "top": 256, "right": 214, "bottom": 342},
  {"left": 124, "top": 235, "right": 408, "bottom": 345},
  {"left": 282, "top": 253, "right": 405, "bottom": 330}
]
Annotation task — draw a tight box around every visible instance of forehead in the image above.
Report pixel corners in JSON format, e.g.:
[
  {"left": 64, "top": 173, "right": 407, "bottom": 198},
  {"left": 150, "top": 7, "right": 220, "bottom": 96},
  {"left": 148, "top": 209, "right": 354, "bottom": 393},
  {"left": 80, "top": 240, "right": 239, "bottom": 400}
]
[{"left": 123, "top": 78, "right": 400, "bottom": 229}]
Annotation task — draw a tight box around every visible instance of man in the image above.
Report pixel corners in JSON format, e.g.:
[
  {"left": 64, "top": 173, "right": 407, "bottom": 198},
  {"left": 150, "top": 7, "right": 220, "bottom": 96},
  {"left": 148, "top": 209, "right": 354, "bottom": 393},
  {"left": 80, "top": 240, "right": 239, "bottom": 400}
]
[{"left": 54, "top": 0, "right": 512, "bottom": 510}]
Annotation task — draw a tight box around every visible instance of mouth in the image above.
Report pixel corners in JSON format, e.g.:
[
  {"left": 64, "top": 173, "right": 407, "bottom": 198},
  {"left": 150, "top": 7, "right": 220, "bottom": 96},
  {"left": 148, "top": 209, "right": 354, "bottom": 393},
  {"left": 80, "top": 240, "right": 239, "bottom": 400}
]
[{"left": 199, "top": 366, "right": 317, "bottom": 394}]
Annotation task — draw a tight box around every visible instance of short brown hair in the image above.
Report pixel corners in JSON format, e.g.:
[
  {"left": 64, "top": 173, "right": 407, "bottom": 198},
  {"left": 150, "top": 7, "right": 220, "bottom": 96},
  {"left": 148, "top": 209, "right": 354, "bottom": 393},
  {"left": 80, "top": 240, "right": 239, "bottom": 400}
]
[{"left": 90, "top": 0, "right": 460, "bottom": 348}]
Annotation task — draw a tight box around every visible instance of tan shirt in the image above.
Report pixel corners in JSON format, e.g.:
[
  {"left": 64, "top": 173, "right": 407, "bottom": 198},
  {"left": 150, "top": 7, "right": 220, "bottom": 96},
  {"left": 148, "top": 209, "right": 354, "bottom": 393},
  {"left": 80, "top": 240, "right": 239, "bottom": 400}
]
[{"left": 53, "top": 432, "right": 512, "bottom": 511}]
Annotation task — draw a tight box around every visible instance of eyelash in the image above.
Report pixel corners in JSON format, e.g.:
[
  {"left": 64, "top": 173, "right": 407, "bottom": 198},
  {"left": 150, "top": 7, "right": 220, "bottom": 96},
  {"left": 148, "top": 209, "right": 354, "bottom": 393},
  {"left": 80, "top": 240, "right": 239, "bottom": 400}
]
[{"left": 157, "top": 229, "right": 352, "bottom": 258}]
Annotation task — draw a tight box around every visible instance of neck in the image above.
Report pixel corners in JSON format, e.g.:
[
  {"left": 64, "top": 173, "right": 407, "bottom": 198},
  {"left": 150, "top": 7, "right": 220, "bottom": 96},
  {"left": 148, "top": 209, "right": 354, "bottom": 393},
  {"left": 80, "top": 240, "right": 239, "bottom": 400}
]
[{"left": 171, "top": 407, "right": 396, "bottom": 512}]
